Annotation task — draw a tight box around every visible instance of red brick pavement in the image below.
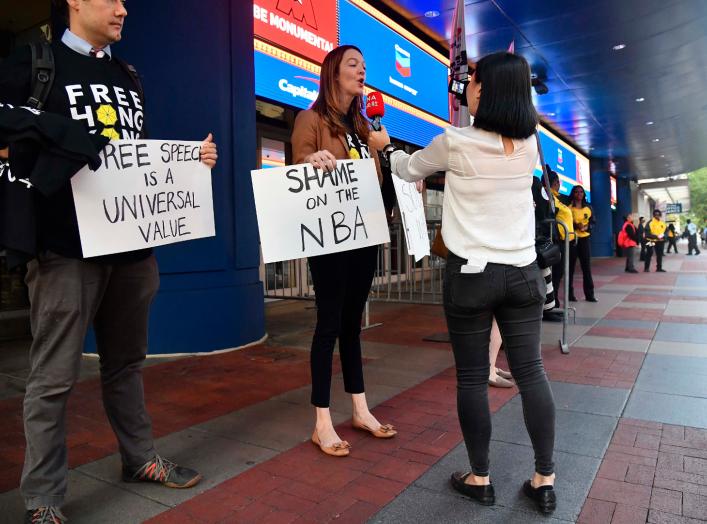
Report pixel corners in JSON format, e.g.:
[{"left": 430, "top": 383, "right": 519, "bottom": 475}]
[
  {"left": 585, "top": 326, "right": 657, "bottom": 340},
  {"left": 579, "top": 418, "right": 707, "bottom": 524},
  {"left": 607, "top": 307, "right": 665, "bottom": 321},
  {"left": 0, "top": 344, "right": 336, "bottom": 494},
  {"left": 145, "top": 367, "right": 517, "bottom": 524},
  {"left": 541, "top": 345, "right": 644, "bottom": 389}
]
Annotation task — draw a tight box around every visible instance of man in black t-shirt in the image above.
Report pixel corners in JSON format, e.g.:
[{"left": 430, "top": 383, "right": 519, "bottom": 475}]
[{"left": 0, "top": 2, "right": 218, "bottom": 522}]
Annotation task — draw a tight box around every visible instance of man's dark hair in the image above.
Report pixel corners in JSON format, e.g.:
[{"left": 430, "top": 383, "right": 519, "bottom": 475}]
[
  {"left": 472, "top": 52, "right": 538, "bottom": 139},
  {"left": 53, "top": 0, "right": 69, "bottom": 23},
  {"left": 687, "top": 219, "right": 692, "bottom": 223},
  {"left": 639, "top": 216, "right": 644, "bottom": 222}
]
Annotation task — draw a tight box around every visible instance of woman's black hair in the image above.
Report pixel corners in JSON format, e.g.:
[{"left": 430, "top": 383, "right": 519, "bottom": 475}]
[
  {"left": 472, "top": 51, "right": 538, "bottom": 139},
  {"left": 569, "top": 184, "right": 589, "bottom": 208}
]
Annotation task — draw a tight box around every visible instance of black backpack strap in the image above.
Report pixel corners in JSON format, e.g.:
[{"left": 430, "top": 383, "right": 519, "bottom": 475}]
[
  {"left": 114, "top": 57, "right": 147, "bottom": 137},
  {"left": 114, "top": 57, "right": 144, "bottom": 105},
  {"left": 28, "top": 41, "right": 55, "bottom": 110}
]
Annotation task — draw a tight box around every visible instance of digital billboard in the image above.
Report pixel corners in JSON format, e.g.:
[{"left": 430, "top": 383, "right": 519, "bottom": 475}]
[
  {"left": 610, "top": 176, "right": 617, "bottom": 210},
  {"left": 535, "top": 125, "right": 592, "bottom": 202},
  {"left": 338, "top": 0, "right": 449, "bottom": 121},
  {"left": 254, "top": 49, "right": 445, "bottom": 147},
  {"left": 253, "top": 0, "right": 338, "bottom": 63}
]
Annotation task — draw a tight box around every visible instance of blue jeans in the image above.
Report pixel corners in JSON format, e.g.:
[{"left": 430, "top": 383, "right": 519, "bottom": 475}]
[{"left": 444, "top": 253, "right": 556, "bottom": 476}]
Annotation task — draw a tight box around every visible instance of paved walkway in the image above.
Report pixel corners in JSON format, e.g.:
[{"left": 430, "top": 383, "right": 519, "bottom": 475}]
[{"left": 0, "top": 252, "right": 706, "bottom": 523}]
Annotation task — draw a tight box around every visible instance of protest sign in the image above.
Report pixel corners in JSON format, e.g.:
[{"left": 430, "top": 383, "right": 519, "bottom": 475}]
[
  {"left": 71, "top": 140, "right": 215, "bottom": 257},
  {"left": 391, "top": 177, "right": 430, "bottom": 261},
  {"left": 251, "top": 158, "right": 389, "bottom": 263}
]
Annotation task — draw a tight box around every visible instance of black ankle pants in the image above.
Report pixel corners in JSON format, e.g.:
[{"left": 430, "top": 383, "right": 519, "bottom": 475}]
[
  {"left": 444, "top": 254, "right": 556, "bottom": 477},
  {"left": 569, "top": 236, "right": 594, "bottom": 299},
  {"left": 308, "top": 246, "right": 377, "bottom": 408}
]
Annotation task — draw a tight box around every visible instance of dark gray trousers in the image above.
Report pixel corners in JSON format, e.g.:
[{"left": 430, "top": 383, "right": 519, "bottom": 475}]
[
  {"left": 625, "top": 246, "right": 636, "bottom": 271},
  {"left": 21, "top": 252, "right": 159, "bottom": 509}
]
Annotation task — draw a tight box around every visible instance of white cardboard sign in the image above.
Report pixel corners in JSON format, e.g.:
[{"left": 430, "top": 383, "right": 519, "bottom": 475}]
[
  {"left": 392, "top": 177, "right": 430, "bottom": 261},
  {"left": 251, "top": 158, "right": 390, "bottom": 263},
  {"left": 71, "top": 140, "right": 215, "bottom": 257}
]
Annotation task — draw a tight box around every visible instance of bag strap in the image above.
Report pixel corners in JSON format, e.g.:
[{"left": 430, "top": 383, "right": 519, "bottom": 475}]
[
  {"left": 28, "top": 41, "right": 55, "bottom": 110},
  {"left": 534, "top": 131, "right": 558, "bottom": 242},
  {"left": 534, "top": 131, "right": 556, "bottom": 217},
  {"left": 114, "top": 57, "right": 147, "bottom": 138},
  {"left": 114, "top": 58, "right": 144, "bottom": 105}
]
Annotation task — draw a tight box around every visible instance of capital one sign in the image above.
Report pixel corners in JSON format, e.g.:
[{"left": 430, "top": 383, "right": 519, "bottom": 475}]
[{"left": 253, "top": 0, "right": 338, "bottom": 63}]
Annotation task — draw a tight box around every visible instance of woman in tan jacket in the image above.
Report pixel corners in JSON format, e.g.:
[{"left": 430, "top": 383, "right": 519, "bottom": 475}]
[{"left": 291, "top": 45, "right": 395, "bottom": 457}]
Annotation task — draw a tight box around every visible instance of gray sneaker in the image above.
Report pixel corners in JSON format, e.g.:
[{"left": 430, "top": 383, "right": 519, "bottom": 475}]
[
  {"left": 24, "top": 507, "right": 66, "bottom": 524},
  {"left": 122, "top": 455, "right": 202, "bottom": 489}
]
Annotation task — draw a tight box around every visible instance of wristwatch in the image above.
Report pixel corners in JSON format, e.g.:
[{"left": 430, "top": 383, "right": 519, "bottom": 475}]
[{"left": 381, "top": 143, "right": 398, "bottom": 166}]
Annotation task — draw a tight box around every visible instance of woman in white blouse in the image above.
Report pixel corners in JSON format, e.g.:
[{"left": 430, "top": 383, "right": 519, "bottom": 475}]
[{"left": 373, "top": 52, "right": 557, "bottom": 514}]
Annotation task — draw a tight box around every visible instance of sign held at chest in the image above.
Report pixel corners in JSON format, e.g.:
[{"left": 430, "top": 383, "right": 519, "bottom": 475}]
[
  {"left": 71, "top": 139, "right": 215, "bottom": 257},
  {"left": 251, "top": 158, "right": 389, "bottom": 263}
]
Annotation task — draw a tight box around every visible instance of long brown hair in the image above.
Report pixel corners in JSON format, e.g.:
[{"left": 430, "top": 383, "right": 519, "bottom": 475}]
[{"left": 311, "top": 45, "right": 370, "bottom": 141}]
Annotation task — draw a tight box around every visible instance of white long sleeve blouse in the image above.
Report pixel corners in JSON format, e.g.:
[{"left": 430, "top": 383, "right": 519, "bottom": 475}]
[{"left": 390, "top": 125, "right": 539, "bottom": 268}]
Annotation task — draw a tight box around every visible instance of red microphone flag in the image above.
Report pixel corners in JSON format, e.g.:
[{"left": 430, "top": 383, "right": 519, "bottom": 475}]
[{"left": 366, "top": 91, "right": 385, "bottom": 131}]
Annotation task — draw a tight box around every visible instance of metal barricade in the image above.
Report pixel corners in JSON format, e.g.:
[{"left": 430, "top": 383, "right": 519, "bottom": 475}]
[
  {"left": 557, "top": 222, "right": 576, "bottom": 354},
  {"left": 369, "top": 221, "right": 446, "bottom": 305},
  {"left": 262, "top": 220, "right": 446, "bottom": 305}
]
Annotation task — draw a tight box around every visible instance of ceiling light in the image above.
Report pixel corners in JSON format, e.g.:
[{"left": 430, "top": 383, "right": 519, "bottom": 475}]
[
  {"left": 660, "top": 154, "right": 665, "bottom": 158},
  {"left": 613, "top": 44, "right": 626, "bottom": 51},
  {"left": 653, "top": 138, "right": 660, "bottom": 142},
  {"left": 547, "top": 112, "right": 556, "bottom": 117},
  {"left": 424, "top": 10, "right": 440, "bottom": 17},
  {"left": 646, "top": 121, "right": 654, "bottom": 125},
  {"left": 636, "top": 97, "right": 645, "bottom": 102}
]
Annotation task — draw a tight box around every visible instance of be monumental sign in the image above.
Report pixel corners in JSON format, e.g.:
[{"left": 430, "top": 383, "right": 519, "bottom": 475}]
[{"left": 253, "top": 0, "right": 338, "bottom": 63}]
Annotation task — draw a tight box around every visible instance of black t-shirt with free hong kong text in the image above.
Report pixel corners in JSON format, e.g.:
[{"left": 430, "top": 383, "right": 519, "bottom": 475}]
[{"left": 0, "top": 40, "right": 150, "bottom": 262}]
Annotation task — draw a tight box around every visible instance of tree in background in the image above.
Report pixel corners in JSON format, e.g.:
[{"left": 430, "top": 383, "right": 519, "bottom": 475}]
[{"left": 687, "top": 167, "right": 707, "bottom": 226}]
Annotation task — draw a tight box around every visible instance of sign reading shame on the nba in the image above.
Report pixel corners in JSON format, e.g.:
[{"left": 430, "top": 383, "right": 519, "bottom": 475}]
[
  {"left": 71, "top": 139, "right": 215, "bottom": 257},
  {"left": 251, "top": 158, "right": 390, "bottom": 263}
]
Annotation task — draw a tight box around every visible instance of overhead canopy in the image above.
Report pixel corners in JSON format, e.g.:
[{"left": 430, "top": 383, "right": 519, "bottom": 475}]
[{"left": 375, "top": 0, "right": 707, "bottom": 180}]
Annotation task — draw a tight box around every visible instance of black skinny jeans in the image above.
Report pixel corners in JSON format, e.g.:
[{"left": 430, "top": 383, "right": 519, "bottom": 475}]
[
  {"left": 569, "top": 236, "right": 595, "bottom": 299},
  {"left": 308, "top": 246, "right": 378, "bottom": 408},
  {"left": 444, "top": 253, "right": 556, "bottom": 477}
]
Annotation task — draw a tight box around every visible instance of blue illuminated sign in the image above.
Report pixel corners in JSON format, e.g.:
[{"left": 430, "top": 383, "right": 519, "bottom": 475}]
[
  {"left": 339, "top": 0, "right": 449, "bottom": 121},
  {"left": 255, "top": 50, "right": 444, "bottom": 147},
  {"left": 535, "top": 128, "right": 591, "bottom": 202}
]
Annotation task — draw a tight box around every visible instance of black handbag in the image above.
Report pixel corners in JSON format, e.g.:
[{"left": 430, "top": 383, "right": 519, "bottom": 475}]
[{"left": 534, "top": 132, "right": 562, "bottom": 269}]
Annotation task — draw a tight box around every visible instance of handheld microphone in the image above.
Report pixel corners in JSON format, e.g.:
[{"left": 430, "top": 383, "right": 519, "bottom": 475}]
[{"left": 365, "top": 91, "right": 385, "bottom": 131}]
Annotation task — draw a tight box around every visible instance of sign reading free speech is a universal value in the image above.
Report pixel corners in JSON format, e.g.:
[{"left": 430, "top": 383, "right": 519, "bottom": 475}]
[{"left": 71, "top": 140, "right": 215, "bottom": 257}]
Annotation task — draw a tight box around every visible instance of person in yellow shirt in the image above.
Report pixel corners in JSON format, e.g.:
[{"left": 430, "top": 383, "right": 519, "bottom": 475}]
[
  {"left": 546, "top": 170, "right": 574, "bottom": 316},
  {"left": 644, "top": 209, "right": 667, "bottom": 272},
  {"left": 568, "top": 185, "right": 597, "bottom": 302}
]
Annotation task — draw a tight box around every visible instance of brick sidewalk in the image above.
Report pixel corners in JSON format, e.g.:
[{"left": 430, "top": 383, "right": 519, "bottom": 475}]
[{"left": 580, "top": 419, "right": 707, "bottom": 523}]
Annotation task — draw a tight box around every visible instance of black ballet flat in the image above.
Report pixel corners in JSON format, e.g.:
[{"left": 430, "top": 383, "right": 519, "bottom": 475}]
[
  {"left": 450, "top": 472, "right": 495, "bottom": 506},
  {"left": 522, "top": 480, "right": 556, "bottom": 514}
]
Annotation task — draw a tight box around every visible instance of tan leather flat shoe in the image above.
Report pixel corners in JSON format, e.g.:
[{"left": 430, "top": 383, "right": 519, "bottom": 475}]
[
  {"left": 352, "top": 420, "right": 397, "bottom": 439},
  {"left": 488, "top": 375, "right": 514, "bottom": 388},
  {"left": 495, "top": 368, "right": 513, "bottom": 380},
  {"left": 311, "top": 432, "right": 350, "bottom": 457}
]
